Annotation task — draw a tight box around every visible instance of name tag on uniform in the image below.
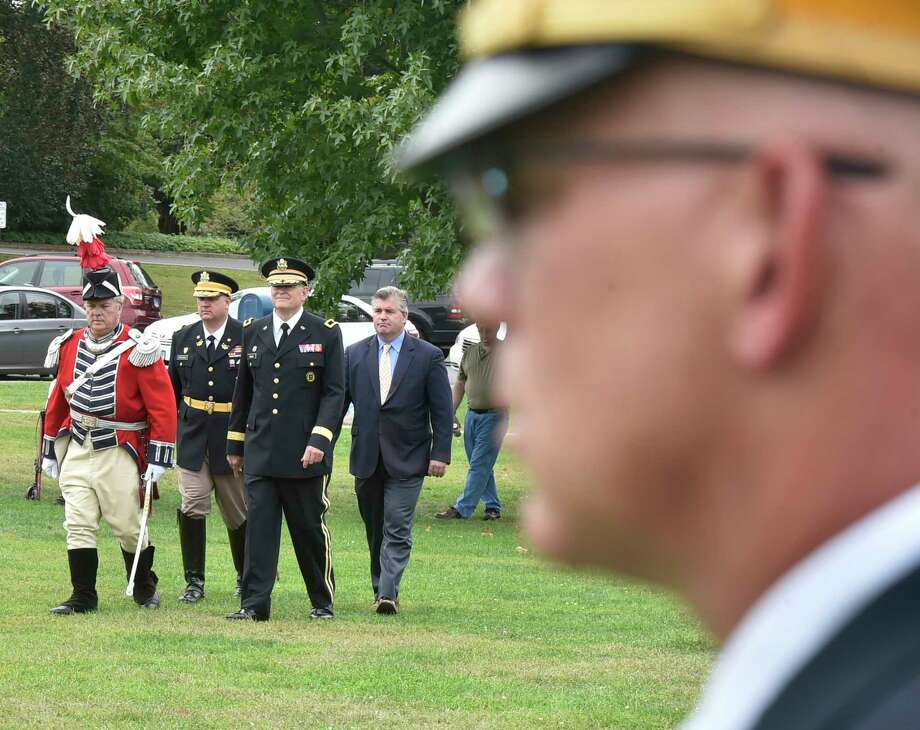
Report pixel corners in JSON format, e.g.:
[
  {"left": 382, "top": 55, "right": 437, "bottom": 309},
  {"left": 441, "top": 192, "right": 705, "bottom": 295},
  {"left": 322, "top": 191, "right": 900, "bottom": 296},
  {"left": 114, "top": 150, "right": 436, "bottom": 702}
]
[
  {"left": 176, "top": 354, "right": 189, "bottom": 361},
  {"left": 299, "top": 343, "right": 323, "bottom": 353}
]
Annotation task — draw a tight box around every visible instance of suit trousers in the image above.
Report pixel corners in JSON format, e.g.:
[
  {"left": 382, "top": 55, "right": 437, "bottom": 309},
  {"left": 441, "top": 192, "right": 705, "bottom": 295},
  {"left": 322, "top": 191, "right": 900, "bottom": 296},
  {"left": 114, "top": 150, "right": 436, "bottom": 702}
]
[
  {"left": 241, "top": 474, "right": 334, "bottom": 618},
  {"left": 356, "top": 459, "right": 424, "bottom": 600}
]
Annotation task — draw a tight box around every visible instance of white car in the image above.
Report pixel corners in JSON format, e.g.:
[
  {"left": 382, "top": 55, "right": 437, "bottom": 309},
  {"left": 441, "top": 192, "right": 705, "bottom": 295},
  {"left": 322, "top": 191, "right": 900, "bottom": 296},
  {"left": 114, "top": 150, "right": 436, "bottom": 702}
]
[
  {"left": 146, "top": 289, "right": 417, "bottom": 361},
  {"left": 446, "top": 322, "right": 507, "bottom": 384}
]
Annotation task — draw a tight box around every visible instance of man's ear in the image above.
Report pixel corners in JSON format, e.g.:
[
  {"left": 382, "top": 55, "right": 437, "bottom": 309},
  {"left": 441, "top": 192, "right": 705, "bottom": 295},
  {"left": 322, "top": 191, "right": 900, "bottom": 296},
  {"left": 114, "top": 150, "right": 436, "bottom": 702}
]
[{"left": 731, "top": 141, "right": 828, "bottom": 369}]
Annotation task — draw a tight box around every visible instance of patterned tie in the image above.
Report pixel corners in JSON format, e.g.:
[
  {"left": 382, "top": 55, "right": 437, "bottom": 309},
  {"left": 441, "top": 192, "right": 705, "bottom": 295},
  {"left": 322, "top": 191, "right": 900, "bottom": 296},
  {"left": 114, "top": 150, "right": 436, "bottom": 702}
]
[
  {"left": 379, "top": 343, "right": 392, "bottom": 403},
  {"left": 278, "top": 322, "right": 289, "bottom": 349},
  {"left": 206, "top": 335, "right": 216, "bottom": 360}
]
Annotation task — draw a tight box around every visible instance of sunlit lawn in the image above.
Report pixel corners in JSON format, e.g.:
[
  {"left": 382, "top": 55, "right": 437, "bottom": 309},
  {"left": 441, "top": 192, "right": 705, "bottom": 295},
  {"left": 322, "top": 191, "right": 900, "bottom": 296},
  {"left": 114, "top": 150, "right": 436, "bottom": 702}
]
[{"left": 0, "top": 379, "right": 713, "bottom": 728}]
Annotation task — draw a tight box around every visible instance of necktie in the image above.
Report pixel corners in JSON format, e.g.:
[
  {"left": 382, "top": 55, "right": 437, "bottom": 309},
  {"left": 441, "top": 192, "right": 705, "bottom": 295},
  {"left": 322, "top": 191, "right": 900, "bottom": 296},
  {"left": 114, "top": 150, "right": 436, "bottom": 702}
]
[
  {"left": 379, "top": 343, "right": 392, "bottom": 403},
  {"left": 206, "top": 335, "right": 215, "bottom": 359},
  {"left": 278, "top": 322, "right": 289, "bottom": 349}
]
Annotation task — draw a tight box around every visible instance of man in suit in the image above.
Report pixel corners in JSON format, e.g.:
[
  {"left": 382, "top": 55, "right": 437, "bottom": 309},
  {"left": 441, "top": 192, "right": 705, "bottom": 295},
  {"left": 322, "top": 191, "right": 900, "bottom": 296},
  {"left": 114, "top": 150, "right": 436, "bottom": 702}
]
[
  {"left": 168, "top": 270, "right": 247, "bottom": 604},
  {"left": 343, "top": 286, "right": 452, "bottom": 615},
  {"left": 225, "top": 257, "right": 344, "bottom": 621},
  {"left": 399, "top": 1, "right": 920, "bottom": 727}
]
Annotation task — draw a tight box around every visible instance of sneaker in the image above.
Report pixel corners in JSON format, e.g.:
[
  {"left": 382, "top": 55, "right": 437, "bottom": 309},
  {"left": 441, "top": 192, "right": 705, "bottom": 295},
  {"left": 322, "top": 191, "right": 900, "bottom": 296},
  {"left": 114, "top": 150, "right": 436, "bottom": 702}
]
[
  {"left": 310, "top": 607, "right": 334, "bottom": 620},
  {"left": 483, "top": 509, "right": 501, "bottom": 521},
  {"left": 435, "top": 506, "right": 463, "bottom": 519}
]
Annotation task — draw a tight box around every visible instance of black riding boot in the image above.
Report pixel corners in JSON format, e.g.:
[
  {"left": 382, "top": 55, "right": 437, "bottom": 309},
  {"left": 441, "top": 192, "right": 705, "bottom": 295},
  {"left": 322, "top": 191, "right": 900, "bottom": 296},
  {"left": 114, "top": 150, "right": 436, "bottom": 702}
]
[
  {"left": 228, "top": 521, "right": 246, "bottom": 597},
  {"left": 178, "top": 510, "right": 206, "bottom": 603},
  {"left": 50, "top": 548, "right": 99, "bottom": 614},
  {"left": 121, "top": 544, "right": 160, "bottom": 608}
]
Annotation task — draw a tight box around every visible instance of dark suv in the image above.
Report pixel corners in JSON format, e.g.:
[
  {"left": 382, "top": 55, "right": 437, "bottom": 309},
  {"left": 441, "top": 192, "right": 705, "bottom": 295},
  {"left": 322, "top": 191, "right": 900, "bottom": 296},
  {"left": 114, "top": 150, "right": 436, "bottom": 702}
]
[
  {"left": 0, "top": 254, "right": 162, "bottom": 329},
  {"left": 349, "top": 260, "right": 466, "bottom": 349}
]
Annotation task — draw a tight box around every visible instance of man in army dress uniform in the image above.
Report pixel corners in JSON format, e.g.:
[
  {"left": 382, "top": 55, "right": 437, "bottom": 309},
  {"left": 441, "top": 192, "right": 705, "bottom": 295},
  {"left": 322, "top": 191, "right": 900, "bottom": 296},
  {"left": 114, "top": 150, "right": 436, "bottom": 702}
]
[
  {"left": 42, "top": 267, "right": 177, "bottom": 613},
  {"left": 225, "top": 257, "right": 345, "bottom": 621},
  {"left": 169, "top": 270, "right": 247, "bottom": 604}
]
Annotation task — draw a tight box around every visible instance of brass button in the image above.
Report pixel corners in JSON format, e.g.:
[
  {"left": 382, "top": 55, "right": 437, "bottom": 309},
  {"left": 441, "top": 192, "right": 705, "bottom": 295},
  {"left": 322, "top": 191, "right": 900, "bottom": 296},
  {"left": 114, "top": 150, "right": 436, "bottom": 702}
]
[
  {"left": 273, "top": 377, "right": 279, "bottom": 384},
  {"left": 208, "top": 380, "right": 214, "bottom": 387},
  {"left": 310, "top": 362, "right": 314, "bottom": 366},
  {"left": 208, "top": 366, "right": 214, "bottom": 372},
  {"left": 274, "top": 363, "right": 280, "bottom": 369},
  {"left": 208, "top": 396, "right": 214, "bottom": 401},
  {"left": 272, "top": 408, "right": 278, "bottom": 415},
  {"left": 272, "top": 393, "right": 279, "bottom": 399}
]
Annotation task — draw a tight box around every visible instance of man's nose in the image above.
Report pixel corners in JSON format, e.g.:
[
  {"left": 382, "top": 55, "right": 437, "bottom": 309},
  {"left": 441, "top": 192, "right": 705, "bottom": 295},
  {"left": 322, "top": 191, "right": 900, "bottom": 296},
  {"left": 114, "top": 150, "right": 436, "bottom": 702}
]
[{"left": 455, "top": 243, "right": 512, "bottom": 329}]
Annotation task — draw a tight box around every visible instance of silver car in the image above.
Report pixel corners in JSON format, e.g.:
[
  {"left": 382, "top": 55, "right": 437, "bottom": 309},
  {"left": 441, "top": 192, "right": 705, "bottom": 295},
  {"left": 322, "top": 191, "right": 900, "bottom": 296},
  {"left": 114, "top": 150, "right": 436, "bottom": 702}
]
[{"left": 0, "top": 285, "right": 87, "bottom": 376}]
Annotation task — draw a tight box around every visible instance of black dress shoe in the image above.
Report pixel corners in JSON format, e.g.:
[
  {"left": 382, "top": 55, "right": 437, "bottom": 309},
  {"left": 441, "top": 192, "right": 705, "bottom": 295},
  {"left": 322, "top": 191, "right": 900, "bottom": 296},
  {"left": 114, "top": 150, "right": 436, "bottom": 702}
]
[
  {"left": 49, "top": 603, "right": 95, "bottom": 615},
  {"left": 179, "top": 578, "right": 205, "bottom": 604},
  {"left": 376, "top": 597, "right": 398, "bottom": 615},
  {"left": 138, "top": 591, "right": 160, "bottom": 609},
  {"left": 226, "top": 607, "right": 266, "bottom": 621},
  {"left": 310, "top": 607, "right": 334, "bottom": 620}
]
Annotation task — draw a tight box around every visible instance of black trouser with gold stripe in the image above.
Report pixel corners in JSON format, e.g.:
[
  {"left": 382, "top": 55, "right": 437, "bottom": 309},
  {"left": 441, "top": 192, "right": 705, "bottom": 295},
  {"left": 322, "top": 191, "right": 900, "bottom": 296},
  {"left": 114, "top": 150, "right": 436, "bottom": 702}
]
[{"left": 241, "top": 474, "right": 334, "bottom": 619}]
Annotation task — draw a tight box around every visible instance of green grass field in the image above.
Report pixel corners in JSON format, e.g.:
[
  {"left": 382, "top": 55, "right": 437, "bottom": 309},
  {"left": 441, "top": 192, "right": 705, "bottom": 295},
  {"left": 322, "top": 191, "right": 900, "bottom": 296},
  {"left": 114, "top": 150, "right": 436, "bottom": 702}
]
[
  {"left": 0, "top": 380, "right": 712, "bottom": 729},
  {"left": 143, "top": 262, "right": 264, "bottom": 318}
]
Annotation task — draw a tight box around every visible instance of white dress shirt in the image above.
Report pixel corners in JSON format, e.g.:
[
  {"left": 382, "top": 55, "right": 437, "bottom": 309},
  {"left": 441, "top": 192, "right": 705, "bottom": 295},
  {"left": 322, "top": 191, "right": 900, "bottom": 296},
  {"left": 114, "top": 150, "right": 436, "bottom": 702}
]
[
  {"left": 682, "top": 482, "right": 920, "bottom": 730},
  {"left": 201, "top": 318, "right": 227, "bottom": 349},
  {"left": 272, "top": 309, "right": 303, "bottom": 347}
]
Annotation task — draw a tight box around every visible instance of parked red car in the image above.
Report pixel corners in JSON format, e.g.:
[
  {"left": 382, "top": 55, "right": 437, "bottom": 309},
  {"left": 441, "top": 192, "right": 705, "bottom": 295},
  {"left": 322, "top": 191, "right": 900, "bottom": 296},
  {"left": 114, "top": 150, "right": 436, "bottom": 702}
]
[{"left": 0, "top": 254, "right": 162, "bottom": 329}]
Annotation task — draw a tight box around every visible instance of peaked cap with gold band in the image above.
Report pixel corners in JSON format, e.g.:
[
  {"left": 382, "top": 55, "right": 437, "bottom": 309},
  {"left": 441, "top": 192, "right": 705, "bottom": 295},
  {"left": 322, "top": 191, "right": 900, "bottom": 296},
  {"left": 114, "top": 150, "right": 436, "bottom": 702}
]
[
  {"left": 260, "top": 257, "right": 315, "bottom": 286},
  {"left": 191, "top": 269, "right": 239, "bottom": 298},
  {"left": 398, "top": 0, "right": 920, "bottom": 172}
]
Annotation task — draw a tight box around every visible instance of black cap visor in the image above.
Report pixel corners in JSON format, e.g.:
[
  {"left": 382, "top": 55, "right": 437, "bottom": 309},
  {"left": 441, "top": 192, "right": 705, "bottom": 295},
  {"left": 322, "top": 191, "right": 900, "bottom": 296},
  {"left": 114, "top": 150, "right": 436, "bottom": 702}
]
[{"left": 397, "top": 44, "right": 641, "bottom": 175}]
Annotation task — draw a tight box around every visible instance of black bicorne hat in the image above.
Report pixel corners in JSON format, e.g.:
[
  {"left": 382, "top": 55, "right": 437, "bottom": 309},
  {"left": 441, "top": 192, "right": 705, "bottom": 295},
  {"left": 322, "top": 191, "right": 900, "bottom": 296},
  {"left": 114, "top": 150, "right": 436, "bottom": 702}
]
[{"left": 81, "top": 267, "right": 123, "bottom": 301}]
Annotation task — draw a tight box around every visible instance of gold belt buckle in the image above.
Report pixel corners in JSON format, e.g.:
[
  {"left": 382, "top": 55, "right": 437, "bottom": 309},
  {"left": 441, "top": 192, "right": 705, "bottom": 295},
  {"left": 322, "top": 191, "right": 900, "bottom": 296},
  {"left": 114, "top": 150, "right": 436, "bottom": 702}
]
[
  {"left": 205, "top": 401, "right": 214, "bottom": 415},
  {"left": 82, "top": 415, "right": 98, "bottom": 428}
]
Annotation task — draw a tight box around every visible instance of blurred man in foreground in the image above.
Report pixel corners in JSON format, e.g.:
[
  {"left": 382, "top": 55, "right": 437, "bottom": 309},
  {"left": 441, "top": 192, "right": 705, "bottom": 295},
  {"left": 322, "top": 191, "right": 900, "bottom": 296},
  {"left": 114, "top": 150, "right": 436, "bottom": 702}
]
[{"left": 399, "top": 1, "right": 920, "bottom": 727}]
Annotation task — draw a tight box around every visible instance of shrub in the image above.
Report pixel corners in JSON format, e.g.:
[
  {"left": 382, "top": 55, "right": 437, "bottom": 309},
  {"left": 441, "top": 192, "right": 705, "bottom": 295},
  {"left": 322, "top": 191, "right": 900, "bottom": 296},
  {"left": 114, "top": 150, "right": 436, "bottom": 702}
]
[{"left": 1, "top": 230, "right": 245, "bottom": 254}]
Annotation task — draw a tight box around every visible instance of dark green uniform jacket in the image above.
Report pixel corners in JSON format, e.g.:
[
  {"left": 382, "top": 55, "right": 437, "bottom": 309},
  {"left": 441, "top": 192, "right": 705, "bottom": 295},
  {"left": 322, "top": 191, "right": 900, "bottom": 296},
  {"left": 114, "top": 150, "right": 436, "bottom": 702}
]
[
  {"left": 168, "top": 318, "right": 244, "bottom": 475},
  {"left": 227, "top": 312, "right": 344, "bottom": 478}
]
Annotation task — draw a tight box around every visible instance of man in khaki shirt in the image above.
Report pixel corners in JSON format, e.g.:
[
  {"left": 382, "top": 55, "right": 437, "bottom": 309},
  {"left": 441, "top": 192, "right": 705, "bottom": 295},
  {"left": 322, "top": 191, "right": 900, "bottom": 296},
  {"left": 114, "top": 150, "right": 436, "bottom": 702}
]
[{"left": 436, "top": 323, "right": 506, "bottom": 520}]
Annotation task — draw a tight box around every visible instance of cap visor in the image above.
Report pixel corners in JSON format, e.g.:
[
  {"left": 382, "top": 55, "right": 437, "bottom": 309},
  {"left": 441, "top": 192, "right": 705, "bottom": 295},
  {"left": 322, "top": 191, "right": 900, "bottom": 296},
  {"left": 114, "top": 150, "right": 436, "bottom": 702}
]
[{"left": 397, "top": 44, "right": 638, "bottom": 173}]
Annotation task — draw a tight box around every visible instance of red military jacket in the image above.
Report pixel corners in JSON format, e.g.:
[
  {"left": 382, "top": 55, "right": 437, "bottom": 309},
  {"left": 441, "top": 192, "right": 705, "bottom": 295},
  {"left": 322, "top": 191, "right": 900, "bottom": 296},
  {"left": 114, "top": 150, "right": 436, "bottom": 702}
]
[{"left": 42, "top": 325, "right": 177, "bottom": 473}]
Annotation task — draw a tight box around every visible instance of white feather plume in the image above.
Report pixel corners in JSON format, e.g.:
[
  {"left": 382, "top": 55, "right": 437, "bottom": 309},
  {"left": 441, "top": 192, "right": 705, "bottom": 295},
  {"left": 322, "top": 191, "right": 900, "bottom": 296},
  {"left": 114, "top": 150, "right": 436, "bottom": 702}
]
[{"left": 65, "top": 195, "right": 106, "bottom": 246}]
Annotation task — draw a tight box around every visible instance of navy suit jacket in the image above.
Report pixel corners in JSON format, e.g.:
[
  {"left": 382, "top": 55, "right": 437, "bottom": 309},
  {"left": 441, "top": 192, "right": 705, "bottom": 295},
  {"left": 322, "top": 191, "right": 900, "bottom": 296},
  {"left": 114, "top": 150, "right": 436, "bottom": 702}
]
[
  {"left": 752, "top": 561, "right": 920, "bottom": 730},
  {"left": 343, "top": 333, "right": 452, "bottom": 480}
]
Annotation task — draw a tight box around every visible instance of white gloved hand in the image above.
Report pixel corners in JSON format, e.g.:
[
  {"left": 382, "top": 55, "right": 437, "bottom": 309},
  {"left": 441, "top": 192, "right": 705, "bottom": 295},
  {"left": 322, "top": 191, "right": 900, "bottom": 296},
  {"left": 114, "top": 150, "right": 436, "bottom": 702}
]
[
  {"left": 42, "top": 458, "right": 59, "bottom": 480},
  {"left": 143, "top": 464, "right": 167, "bottom": 483}
]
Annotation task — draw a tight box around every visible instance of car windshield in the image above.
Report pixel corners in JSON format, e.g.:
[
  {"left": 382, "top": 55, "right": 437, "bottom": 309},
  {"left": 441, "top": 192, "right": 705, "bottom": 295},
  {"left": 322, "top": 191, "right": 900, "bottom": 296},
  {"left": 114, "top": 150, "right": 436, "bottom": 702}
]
[
  {"left": 126, "top": 261, "right": 156, "bottom": 288},
  {"left": 349, "top": 265, "right": 402, "bottom": 299},
  {"left": 0, "top": 260, "right": 40, "bottom": 285}
]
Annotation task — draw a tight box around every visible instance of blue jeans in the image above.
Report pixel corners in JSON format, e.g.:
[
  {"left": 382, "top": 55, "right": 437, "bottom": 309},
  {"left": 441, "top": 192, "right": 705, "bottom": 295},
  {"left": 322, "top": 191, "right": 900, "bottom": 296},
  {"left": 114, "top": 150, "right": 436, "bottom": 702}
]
[{"left": 455, "top": 409, "right": 507, "bottom": 518}]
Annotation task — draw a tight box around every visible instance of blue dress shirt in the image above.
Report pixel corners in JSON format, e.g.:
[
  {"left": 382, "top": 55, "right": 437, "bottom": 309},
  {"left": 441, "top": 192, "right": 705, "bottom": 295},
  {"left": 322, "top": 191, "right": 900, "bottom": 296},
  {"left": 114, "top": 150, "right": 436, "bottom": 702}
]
[{"left": 377, "top": 330, "right": 406, "bottom": 379}]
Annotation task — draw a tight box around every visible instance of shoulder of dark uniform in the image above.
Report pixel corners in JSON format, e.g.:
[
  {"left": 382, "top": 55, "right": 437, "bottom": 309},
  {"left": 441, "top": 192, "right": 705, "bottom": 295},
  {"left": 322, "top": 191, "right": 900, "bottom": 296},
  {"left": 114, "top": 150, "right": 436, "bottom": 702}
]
[{"left": 173, "top": 322, "right": 197, "bottom": 341}]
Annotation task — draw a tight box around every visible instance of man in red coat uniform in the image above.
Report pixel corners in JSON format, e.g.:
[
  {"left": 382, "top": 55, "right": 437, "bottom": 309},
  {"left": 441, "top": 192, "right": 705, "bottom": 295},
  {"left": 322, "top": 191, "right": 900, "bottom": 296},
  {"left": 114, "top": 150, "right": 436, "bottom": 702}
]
[{"left": 42, "top": 267, "right": 177, "bottom": 614}]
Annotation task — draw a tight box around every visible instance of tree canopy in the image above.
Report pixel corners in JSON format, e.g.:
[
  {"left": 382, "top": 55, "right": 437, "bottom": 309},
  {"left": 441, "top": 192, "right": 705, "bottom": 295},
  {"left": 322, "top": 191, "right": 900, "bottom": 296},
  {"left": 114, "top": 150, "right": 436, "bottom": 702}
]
[
  {"left": 0, "top": 1, "right": 159, "bottom": 231},
  {"left": 42, "top": 1, "right": 467, "bottom": 307}
]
